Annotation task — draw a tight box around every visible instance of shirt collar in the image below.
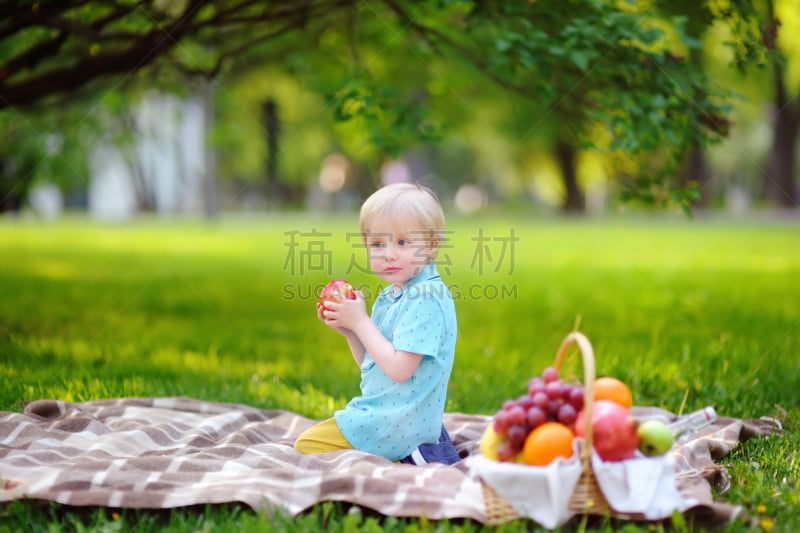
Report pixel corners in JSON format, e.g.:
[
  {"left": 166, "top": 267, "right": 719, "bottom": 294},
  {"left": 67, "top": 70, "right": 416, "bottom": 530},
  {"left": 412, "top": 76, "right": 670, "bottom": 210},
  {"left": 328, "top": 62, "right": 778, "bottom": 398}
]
[{"left": 379, "top": 263, "right": 440, "bottom": 302}]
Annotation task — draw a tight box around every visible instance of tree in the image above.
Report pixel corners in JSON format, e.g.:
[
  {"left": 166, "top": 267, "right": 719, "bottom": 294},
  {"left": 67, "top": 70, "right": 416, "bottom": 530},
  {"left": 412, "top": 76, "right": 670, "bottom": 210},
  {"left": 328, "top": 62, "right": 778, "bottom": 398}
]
[
  {"left": 0, "top": 1, "right": 771, "bottom": 212},
  {"left": 762, "top": 0, "right": 800, "bottom": 207},
  {"left": 399, "top": 2, "right": 739, "bottom": 211},
  {"left": 654, "top": 0, "right": 720, "bottom": 208},
  {"left": 663, "top": 0, "right": 799, "bottom": 209},
  {"left": 692, "top": 0, "right": 799, "bottom": 209}
]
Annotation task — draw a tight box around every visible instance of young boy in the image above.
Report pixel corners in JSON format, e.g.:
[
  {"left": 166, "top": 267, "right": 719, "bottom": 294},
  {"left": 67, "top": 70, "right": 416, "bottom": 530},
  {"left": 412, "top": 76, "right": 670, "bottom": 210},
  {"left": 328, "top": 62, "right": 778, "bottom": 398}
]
[{"left": 294, "top": 183, "right": 459, "bottom": 465}]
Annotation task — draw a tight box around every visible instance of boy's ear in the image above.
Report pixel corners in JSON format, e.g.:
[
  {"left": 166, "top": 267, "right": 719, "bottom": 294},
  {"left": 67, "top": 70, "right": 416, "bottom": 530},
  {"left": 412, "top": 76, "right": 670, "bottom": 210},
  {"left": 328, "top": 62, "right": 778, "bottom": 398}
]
[{"left": 429, "top": 234, "right": 441, "bottom": 259}]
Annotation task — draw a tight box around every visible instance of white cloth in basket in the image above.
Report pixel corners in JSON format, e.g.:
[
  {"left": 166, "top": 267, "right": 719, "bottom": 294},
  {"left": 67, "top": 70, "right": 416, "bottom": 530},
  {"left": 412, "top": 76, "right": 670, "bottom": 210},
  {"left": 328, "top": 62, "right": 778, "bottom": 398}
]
[
  {"left": 591, "top": 447, "right": 697, "bottom": 518},
  {"left": 469, "top": 439, "right": 696, "bottom": 528},
  {"left": 467, "top": 440, "right": 583, "bottom": 529}
]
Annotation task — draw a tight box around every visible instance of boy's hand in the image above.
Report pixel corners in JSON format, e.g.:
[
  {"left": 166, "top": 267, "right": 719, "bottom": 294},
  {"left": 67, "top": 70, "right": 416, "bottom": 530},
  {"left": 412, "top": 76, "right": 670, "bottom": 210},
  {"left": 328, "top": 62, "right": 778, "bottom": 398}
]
[
  {"left": 319, "top": 291, "right": 368, "bottom": 332},
  {"left": 317, "top": 300, "right": 345, "bottom": 335}
]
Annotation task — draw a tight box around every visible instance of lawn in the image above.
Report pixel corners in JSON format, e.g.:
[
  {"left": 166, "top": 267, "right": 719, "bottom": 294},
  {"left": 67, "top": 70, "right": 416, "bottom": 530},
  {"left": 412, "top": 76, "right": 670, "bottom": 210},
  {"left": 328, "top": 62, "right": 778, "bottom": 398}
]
[{"left": 0, "top": 212, "right": 798, "bottom": 532}]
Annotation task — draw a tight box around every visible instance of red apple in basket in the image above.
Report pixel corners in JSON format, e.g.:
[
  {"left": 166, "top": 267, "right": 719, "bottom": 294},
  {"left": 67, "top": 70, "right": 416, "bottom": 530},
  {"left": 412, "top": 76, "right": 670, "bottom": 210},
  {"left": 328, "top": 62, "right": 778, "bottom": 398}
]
[
  {"left": 319, "top": 279, "right": 356, "bottom": 306},
  {"left": 575, "top": 400, "right": 639, "bottom": 462}
]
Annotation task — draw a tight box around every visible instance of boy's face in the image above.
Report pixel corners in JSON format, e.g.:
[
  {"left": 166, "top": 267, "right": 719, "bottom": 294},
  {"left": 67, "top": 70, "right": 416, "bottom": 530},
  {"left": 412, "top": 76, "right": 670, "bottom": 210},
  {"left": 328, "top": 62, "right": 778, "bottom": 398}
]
[{"left": 363, "top": 220, "right": 438, "bottom": 288}]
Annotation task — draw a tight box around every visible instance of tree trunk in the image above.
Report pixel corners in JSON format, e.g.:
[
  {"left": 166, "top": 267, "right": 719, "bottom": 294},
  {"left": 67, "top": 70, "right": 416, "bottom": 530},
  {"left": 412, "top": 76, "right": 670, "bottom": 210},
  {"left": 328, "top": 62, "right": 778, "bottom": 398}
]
[
  {"left": 679, "top": 146, "right": 712, "bottom": 207},
  {"left": 201, "top": 80, "right": 219, "bottom": 218},
  {"left": 262, "top": 99, "right": 289, "bottom": 206},
  {"left": 556, "top": 140, "right": 584, "bottom": 213},
  {"left": 119, "top": 113, "right": 156, "bottom": 212},
  {"left": 677, "top": 47, "right": 712, "bottom": 208},
  {"left": 766, "top": 60, "right": 800, "bottom": 208},
  {"left": 0, "top": 159, "right": 32, "bottom": 213}
]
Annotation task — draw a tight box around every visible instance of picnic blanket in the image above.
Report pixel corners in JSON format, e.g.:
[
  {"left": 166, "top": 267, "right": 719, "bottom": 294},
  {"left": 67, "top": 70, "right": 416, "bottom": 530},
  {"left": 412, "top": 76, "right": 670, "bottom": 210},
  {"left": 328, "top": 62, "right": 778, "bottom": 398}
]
[{"left": 0, "top": 397, "right": 781, "bottom": 527}]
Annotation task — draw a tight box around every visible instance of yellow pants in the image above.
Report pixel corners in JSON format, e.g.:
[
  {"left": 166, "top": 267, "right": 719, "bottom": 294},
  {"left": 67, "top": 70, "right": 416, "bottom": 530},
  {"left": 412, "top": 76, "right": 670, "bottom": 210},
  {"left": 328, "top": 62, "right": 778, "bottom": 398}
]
[{"left": 294, "top": 417, "right": 354, "bottom": 454}]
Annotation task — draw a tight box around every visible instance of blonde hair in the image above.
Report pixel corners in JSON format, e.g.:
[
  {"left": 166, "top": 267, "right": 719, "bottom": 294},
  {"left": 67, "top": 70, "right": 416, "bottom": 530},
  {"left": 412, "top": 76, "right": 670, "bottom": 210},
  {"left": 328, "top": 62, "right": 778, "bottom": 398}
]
[{"left": 359, "top": 183, "right": 445, "bottom": 245}]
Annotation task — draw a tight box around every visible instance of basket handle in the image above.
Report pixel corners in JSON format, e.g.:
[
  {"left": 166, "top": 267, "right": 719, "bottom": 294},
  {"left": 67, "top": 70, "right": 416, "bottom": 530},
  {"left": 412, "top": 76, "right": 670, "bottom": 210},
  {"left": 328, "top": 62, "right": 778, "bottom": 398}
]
[{"left": 553, "top": 331, "right": 595, "bottom": 471}]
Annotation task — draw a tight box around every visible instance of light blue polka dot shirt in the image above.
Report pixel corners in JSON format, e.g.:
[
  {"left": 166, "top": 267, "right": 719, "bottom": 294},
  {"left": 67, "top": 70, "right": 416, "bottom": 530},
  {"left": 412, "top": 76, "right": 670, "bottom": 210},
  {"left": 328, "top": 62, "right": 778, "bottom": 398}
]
[{"left": 334, "top": 263, "right": 457, "bottom": 461}]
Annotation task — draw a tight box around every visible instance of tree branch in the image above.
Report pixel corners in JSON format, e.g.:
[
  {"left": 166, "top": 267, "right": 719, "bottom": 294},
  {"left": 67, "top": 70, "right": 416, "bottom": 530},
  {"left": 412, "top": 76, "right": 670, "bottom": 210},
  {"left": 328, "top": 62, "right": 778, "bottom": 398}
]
[
  {"left": 379, "top": 0, "right": 542, "bottom": 99},
  {"left": 0, "top": 2, "right": 151, "bottom": 83},
  {"left": 0, "top": 31, "right": 68, "bottom": 83},
  {"left": 31, "top": 1, "right": 151, "bottom": 42},
  {"left": 0, "top": 0, "right": 208, "bottom": 109},
  {"left": 0, "top": 0, "right": 359, "bottom": 110},
  {"left": 0, "top": 0, "right": 93, "bottom": 40}
]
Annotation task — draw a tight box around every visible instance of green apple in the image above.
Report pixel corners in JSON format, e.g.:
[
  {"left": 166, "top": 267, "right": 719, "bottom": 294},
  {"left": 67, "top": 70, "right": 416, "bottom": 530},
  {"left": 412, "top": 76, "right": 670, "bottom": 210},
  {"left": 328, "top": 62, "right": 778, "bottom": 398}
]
[{"left": 637, "top": 419, "right": 674, "bottom": 456}]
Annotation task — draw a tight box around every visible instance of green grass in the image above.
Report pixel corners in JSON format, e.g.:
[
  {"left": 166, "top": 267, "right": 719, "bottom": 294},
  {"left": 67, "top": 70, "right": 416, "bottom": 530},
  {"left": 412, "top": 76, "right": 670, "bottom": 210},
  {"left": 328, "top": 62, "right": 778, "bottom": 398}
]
[{"left": 1, "top": 212, "right": 798, "bottom": 532}]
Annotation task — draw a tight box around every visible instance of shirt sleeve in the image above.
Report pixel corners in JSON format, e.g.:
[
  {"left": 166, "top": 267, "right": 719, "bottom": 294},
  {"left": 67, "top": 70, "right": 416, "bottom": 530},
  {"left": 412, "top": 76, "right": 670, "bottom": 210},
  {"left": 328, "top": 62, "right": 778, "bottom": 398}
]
[{"left": 391, "top": 287, "right": 447, "bottom": 358}]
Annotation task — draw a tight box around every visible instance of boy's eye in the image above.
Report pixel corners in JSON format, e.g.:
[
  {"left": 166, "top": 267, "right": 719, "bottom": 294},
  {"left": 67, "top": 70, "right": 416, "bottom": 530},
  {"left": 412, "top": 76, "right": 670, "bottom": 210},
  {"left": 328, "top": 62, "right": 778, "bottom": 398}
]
[
  {"left": 398, "top": 239, "right": 410, "bottom": 247},
  {"left": 370, "top": 241, "right": 385, "bottom": 248}
]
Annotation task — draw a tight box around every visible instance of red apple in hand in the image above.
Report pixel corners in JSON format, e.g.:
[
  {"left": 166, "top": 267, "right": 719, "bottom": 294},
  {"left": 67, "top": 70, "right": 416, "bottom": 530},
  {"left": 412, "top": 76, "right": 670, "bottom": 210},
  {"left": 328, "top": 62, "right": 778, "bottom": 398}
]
[
  {"left": 319, "top": 280, "right": 356, "bottom": 306},
  {"left": 575, "top": 400, "right": 639, "bottom": 462}
]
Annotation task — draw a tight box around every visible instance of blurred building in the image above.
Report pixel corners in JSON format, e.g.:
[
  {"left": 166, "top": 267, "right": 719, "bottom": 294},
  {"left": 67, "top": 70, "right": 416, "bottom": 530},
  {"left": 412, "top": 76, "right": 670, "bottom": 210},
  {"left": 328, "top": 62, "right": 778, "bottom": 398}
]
[{"left": 88, "top": 91, "right": 208, "bottom": 219}]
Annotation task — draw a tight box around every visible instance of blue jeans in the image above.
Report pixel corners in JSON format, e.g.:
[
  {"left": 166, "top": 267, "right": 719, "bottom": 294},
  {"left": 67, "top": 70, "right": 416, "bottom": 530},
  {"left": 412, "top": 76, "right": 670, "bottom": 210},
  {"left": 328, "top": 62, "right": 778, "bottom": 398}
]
[{"left": 399, "top": 425, "right": 460, "bottom": 465}]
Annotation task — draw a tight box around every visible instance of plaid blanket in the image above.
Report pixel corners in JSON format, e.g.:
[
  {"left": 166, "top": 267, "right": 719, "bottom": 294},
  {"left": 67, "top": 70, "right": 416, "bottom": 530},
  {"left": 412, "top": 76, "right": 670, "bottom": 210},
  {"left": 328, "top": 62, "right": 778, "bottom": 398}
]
[{"left": 0, "top": 397, "right": 780, "bottom": 526}]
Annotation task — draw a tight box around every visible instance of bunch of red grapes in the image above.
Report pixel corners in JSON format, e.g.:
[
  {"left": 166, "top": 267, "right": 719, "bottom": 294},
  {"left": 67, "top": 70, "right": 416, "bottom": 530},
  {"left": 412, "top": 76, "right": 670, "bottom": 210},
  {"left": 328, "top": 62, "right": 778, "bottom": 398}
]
[{"left": 492, "top": 366, "right": 585, "bottom": 461}]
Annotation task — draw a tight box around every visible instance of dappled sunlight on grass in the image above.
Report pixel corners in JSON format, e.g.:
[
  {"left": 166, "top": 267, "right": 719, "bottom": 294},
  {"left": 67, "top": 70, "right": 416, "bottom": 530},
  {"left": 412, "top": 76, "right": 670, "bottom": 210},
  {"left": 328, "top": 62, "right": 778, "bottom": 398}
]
[
  {"left": 149, "top": 346, "right": 237, "bottom": 378},
  {"left": 248, "top": 380, "right": 347, "bottom": 419},
  {"left": 23, "top": 258, "right": 84, "bottom": 281},
  {"left": 23, "top": 376, "right": 148, "bottom": 404}
]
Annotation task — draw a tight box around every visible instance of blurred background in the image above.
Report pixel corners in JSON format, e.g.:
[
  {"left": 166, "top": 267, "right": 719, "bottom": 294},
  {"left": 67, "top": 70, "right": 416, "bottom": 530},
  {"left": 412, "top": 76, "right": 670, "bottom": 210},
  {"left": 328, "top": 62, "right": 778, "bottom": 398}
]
[{"left": 1, "top": 1, "right": 798, "bottom": 220}]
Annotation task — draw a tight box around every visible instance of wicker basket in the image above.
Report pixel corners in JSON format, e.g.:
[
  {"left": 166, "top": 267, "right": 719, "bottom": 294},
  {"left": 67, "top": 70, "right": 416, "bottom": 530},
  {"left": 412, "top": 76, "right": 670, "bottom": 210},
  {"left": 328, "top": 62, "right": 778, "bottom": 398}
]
[{"left": 481, "top": 331, "right": 648, "bottom": 524}]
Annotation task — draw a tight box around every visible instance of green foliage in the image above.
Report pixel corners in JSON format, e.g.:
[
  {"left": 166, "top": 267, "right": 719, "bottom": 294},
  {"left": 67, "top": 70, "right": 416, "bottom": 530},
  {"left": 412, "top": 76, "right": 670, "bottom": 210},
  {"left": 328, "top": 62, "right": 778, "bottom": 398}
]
[
  {"left": 0, "top": 105, "right": 92, "bottom": 193},
  {"left": 473, "top": 3, "right": 734, "bottom": 207},
  {"left": 329, "top": 78, "right": 443, "bottom": 158},
  {"left": 1, "top": 1, "right": 778, "bottom": 212},
  {"left": 0, "top": 214, "right": 798, "bottom": 531},
  {"left": 212, "top": 70, "right": 332, "bottom": 186}
]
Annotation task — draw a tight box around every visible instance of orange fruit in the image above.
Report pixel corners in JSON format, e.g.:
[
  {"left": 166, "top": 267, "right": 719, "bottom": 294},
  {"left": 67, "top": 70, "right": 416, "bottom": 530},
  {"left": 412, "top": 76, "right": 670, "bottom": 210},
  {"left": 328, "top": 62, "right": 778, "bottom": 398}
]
[
  {"left": 593, "top": 377, "right": 633, "bottom": 409},
  {"left": 522, "top": 422, "right": 575, "bottom": 466}
]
